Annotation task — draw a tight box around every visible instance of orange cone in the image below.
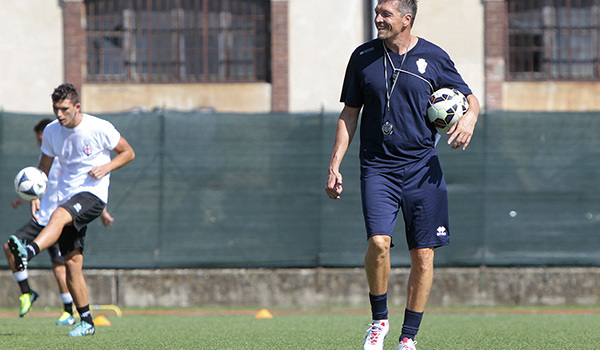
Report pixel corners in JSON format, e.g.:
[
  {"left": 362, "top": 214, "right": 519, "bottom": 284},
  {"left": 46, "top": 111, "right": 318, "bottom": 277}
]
[
  {"left": 254, "top": 308, "right": 273, "bottom": 319},
  {"left": 94, "top": 315, "right": 112, "bottom": 326}
]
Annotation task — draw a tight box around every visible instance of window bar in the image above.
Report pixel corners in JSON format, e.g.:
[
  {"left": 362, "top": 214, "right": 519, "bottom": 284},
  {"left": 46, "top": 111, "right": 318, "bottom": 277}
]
[{"left": 202, "top": 0, "right": 209, "bottom": 81}]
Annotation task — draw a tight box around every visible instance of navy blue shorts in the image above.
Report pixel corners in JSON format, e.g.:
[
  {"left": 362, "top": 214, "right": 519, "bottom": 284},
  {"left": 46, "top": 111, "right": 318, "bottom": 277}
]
[{"left": 361, "top": 154, "right": 450, "bottom": 249}]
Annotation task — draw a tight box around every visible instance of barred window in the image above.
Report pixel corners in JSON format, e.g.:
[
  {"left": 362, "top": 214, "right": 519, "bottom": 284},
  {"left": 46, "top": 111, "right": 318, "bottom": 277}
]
[
  {"left": 507, "top": 0, "right": 600, "bottom": 80},
  {"left": 85, "top": 0, "right": 270, "bottom": 83}
]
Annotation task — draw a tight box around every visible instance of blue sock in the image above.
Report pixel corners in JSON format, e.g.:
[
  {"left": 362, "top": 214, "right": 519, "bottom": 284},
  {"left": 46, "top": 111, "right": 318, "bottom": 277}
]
[
  {"left": 400, "top": 308, "right": 423, "bottom": 341},
  {"left": 369, "top": 292, "right": 388, "bottom": 320}
]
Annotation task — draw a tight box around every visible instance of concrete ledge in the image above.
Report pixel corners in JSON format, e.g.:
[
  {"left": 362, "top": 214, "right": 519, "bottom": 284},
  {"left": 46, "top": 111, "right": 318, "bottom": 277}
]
[{"left": 0, "top": 267, "right": 598, "bottom": 308}]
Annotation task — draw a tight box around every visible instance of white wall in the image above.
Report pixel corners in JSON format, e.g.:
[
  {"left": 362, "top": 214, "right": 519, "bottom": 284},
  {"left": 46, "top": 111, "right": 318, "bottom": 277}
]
[
  {"left": 288, "top": 0, "right": 366, "bottom": 113},
  {"left": 413, "top": 0, "right": 485, "bottom": 108},
  {"left": 0, "top": 1, "right": 64, "bottom": 113},
  {"left": 288, "top": 0, "right": 485, "bottom": 113}
]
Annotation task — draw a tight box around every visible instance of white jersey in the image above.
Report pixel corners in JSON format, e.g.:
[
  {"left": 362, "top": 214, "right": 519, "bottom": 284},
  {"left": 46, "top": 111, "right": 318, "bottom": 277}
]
[
  {"left": 37, "top": 157, "right": 61, "bottom": 226},
  {"left": 41, "top": 114, "right": 121, "bottom": 204}
]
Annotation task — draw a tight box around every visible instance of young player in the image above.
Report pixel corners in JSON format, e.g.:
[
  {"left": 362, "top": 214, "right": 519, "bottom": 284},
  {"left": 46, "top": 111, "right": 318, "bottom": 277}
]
[
  {"left": 5, "top": 119, "right": 116, "bottom": 323},
  {"left": 4, "top": 119, "right": 74, "bottom": 324},
  {"left": 7, "top": 83, "right": 134, "bottom": 337},
  {"left": 325, "top": 1, "right": 480, "bottom": 349}
]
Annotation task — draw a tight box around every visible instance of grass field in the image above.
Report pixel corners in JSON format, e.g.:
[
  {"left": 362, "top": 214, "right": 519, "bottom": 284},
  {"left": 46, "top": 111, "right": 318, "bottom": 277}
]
[{"left": 0, "top": 307, "right": 599, "bottom": 349}]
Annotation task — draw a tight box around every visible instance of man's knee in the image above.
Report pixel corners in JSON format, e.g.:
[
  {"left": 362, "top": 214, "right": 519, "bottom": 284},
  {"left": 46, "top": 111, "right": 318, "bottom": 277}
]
[
  {"left": 64, "top": 249, "right": 82, "bottom": 265},
  {"left": 409, "top": 248, "right": 434, "bottom": 271},
  {"left": 367, "top": 235, "right": 392, "bottom": 256},
  {"left": 49, "top": 207, "right": 74, "bottom": 226}
]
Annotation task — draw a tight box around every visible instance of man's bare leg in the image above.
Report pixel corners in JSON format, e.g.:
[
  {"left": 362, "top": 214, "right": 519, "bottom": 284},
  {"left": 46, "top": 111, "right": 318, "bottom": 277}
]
[
  {"left": 400, "top": 247, "right": 435, "bottom": 344},
  {"left": 33, "top": 207, "right": 72, "bottom": 252}
]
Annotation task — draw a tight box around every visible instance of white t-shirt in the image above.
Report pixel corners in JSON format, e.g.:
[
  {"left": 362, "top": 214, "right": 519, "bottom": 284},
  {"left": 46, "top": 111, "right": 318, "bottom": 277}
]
[
  {"left": 41, "top": 114, "right": 121, "bottom": 204},
  {"left": 37, "top": 157, "right": 61, "bottom": 226}
]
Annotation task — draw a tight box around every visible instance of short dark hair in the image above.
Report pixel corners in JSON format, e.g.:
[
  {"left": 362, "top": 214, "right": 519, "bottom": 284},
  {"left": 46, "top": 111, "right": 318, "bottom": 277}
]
[
  {"left": 51, "top": 83, "right": 79, "bottom": 104},
  {"left": 380, "top": 0, "right": 418, "bottom": 27},
  {"left": 33, "top": 118, "right": 53, "bottom": 134}
]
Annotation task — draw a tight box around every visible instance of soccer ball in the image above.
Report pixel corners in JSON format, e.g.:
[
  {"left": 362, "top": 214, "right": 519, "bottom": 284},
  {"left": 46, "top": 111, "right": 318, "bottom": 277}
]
[
  {"left": 14, "top": 167, "right": 48, "bottom": 200},
  {"left": 427, "top": 88, "right": 469, "bottom": 131}
]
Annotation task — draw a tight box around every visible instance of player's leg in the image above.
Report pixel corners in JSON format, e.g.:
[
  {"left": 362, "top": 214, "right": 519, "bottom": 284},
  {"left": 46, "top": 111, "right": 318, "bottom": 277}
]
[
  {"left": 52, "top": 193, "right": 104, "bottom": 337},
  {"left": 5, "top": 224, "right": 42, "bottom": 317},
  {"left": 4, "top": 241, "right": 17, "bottom": 272},
  {"left": 364, "top": 235, "right": 392, "bottom": 349},
  {"left": 64, "top": 250, "right": 95, "bottom": 336},
  {"left": 33, "top": 207, "right": 73, "bottom": 252},
  {"left": 406, "top": 248, "right": 435, "bottom": 312},
  {"left": 361, "top": 173, "right": 400, "bottom": 350},
  {"left": 49, "top": 244, "right": 75, "bottom": 325},
  {"left": 7, "top": 208, "right": 72, "bottom": 271},
  {"left": 397, "top": 248, "right": 434, "bottom": 349},
  {"left": 365, "top": 235, "right": 392, "bottom": 302},
  {"left": 53, "top": 261, "right": 75, "bottom": 325},
  {"left": 398, "top": 155, "right": 449, "bottom": 349}
]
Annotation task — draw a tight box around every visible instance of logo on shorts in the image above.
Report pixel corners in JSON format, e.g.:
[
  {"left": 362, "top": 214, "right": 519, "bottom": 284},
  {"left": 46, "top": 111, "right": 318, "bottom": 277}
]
[
  {"left": 73, "top": 203, "right": 82, "bottom": 213},
  {"left": 436, "top": 226, "right": 447, "bottom": 236}
]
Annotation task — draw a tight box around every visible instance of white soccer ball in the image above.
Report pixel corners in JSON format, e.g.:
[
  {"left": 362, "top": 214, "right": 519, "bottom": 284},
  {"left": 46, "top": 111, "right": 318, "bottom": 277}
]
[
  {"left": 427, "top": 88, "right": 469, "bottom": 131},
  {"left": 14, "top": 167, "right": 48, "bottom": 201}
]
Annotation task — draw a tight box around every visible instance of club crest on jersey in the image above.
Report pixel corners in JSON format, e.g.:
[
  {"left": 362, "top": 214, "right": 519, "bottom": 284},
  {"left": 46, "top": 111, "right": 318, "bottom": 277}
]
[
  {"left": 416, "top": 58, "right": 427, "bottom": 74},
  {"left": 84, "top": 144, "right": 92, "bottom": 156}
]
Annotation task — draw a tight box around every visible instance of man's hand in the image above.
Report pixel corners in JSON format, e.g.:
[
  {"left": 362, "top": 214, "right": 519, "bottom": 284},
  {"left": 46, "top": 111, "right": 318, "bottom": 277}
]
[
  {"left": 100, "top": 208, "right": 115, "bottom": 227},
  {"left": 11, "top": 197, "right": 27, "bottom": 209},
  {"left": 325, "top": 169, "right": 344, "bottom": 199},
  {"left": 88, "top": 164, "right": 111, "bottom": 180},
  {"left": 447, "top": 110, "right": 476, "bottom": 150},
  {"left": 447, "top": 94, "right": 480, "bottom": 150},
  {"left": 30, "top": 199, "right": 41, "bottom": 223}
]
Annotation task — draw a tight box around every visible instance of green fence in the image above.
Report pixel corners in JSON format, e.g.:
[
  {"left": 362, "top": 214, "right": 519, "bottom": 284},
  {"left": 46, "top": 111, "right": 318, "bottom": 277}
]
[{"left": 0, "top": 110, "right": 599, "bottom": 269}]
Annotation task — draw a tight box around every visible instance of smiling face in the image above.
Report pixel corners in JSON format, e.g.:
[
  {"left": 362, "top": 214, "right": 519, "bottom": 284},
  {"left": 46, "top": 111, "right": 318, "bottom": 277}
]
[
  {"left": 52, "top": 98, "right": 82, "bottom": 129},
  {"left": 374, "top": 1, "right": 412, "bottom": 42}
]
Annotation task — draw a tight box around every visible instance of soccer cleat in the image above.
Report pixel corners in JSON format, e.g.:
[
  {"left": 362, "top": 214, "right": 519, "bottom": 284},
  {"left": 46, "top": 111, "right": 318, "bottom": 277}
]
[
  {"left": 398, "top": 337, "right": 417, "bottom": 350},
  {"left": 19, "top": 291, "right": 39, "bottom": 317},
  {"left": 7, "top": 235, "right": 28, "bottom": 271},
  {"left": 68, "top": 321, "right": 95, "bottom": 337},
  {"left": 363, "top": 320, "right": 389, "bottom": 350},
  {"left": 56, "top": 311, "right": 76, "bottom": 326}
]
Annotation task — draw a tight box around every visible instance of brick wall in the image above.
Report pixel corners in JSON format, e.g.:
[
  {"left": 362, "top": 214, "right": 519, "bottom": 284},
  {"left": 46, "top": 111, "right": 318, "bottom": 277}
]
[
  {"left": 62, "top": 0, "right": 289, "bottom": 113},
  {"left": 484, "top": 0, "right": 506, "bottom": 111},
  {"left": 270, "top": 0, "right": 289, "bottom": 113},
  {"left": 62, "top": 0, "right": 85, "bottom": 96}
]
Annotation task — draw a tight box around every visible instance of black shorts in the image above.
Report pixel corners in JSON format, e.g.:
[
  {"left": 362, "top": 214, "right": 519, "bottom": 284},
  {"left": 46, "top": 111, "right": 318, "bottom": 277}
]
[
  {"left": 13, "top": 220, "right": 64, "bottom": 264},
  {"left": 58, "top": 192, "right": 104, "bottom": 256}
]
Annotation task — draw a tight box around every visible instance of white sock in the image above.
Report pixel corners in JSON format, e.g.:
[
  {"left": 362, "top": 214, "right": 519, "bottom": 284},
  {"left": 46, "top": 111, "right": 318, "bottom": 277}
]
[
  {"left": 60, "top": 292, "right": 73, "bottom": 304},
  {"left": 13, "top": 270, "right": 28, "bottom": 282}
]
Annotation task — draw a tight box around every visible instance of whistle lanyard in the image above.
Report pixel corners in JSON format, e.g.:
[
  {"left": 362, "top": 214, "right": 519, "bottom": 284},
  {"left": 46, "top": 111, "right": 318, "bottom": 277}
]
[{"left": 383, "top": 39, "right": 410, "bottom": 113}]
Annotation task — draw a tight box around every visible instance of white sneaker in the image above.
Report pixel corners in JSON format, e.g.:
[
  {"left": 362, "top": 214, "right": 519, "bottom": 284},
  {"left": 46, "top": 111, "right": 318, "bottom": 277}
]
[
  {"left": 398, "top": 337, "right": 417, "bottom": 350},
  {"left": 363, "top": 320, "right": 389, "bottom": 350}
]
